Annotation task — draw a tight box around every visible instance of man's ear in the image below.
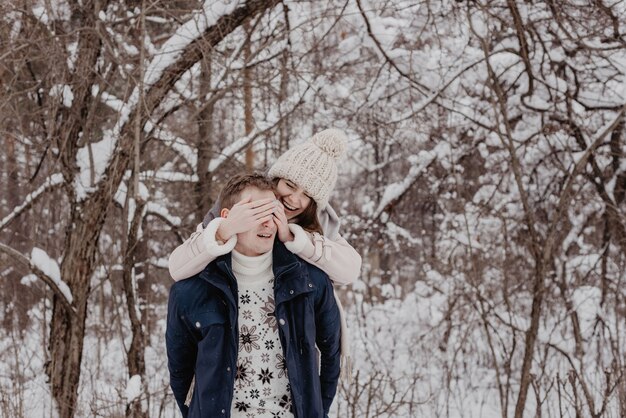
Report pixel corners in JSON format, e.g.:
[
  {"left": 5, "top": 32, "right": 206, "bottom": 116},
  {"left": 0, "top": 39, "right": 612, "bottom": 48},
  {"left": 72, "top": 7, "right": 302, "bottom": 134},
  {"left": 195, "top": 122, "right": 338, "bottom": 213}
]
[{"left": 220, "top": 208, "right": 230, "bottom": 218}]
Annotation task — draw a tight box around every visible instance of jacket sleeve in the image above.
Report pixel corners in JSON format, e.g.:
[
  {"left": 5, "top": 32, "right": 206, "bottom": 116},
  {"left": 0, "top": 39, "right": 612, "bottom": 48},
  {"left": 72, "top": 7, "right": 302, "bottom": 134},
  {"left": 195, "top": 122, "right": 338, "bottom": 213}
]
[
  {"left": 168, "top": 218, "right": 237, "bottom": 281},
  {"left": 313, "top": 274, "right": 341, "bottom": 415},
  {"left": 166, "top": 285, "right": 197, "bottom": 417},
  {"left": 284, "top": 224, "right": 362, "bottom": 285}
]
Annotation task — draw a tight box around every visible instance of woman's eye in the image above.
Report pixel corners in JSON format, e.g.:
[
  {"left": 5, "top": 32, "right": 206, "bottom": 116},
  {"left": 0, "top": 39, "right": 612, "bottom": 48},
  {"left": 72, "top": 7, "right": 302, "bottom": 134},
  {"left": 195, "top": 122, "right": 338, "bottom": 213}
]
[{"left": 286, "top": 182, "right": 295, "bottom": 189}]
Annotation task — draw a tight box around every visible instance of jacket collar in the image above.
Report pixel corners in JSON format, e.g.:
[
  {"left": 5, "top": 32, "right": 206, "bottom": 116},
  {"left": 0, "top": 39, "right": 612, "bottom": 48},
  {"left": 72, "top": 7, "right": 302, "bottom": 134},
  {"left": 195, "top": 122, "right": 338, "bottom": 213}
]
[
  {"left": 199, "top": 241, "right": 314, "bottom": 304},
  {"left": 270, "top": 241, "right": 314, "bottom": 304}
]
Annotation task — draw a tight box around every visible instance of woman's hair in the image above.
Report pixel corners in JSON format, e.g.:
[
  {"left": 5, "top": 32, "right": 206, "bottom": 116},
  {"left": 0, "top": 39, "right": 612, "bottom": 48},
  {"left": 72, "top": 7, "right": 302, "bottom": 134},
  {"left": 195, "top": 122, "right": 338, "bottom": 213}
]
[
  {"left": 271, "top": 178, "right": 323, "bottom": 235},
  {"left": 296, "top": 199, "right": 323, "bottom": 235}
]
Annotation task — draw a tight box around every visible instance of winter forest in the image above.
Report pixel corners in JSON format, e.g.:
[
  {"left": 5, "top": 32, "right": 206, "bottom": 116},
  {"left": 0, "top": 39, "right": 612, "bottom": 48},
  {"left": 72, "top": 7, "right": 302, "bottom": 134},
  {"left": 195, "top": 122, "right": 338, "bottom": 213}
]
[{"left": 0, "top": 0, "right": 625, "bottom": 417}]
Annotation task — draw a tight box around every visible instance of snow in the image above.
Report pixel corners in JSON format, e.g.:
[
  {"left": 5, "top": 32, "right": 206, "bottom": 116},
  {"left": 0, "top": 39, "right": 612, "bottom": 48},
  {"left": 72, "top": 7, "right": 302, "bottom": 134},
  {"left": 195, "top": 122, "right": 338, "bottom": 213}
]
[
  {"left": 146, "top": 202, "right": 182, "bottom": 227},
  {"left": 30, "top": 248, "right": 60, "bottom": 283},
  {"left": 9, "top": 12, "right": 22, "bottom": 41},
  {"left": 386, "top": 221, "right": 420, "bottom": 247},
  {"left": 66, "top": 41, "right": 78, "bottom": 71},
  {"left": 208, "top": 129, "right": 257, "bottom": 173},
  {"left": 374, "top": 144, "right": 447, "bottom": 217},
  {"left": 20, "top": 274, "right": 38, "bottom": 286},
  {"left": 49, "top": 84, "right": 74, "bottom": 107},
  {"left": 139, "top": 170, "right": 198, "bottom": 183},
  {"left": 571, "top": 286, "right": 602, "bottom": 335},
  {"left": 75, "top": 129, "right": 116, "bottom": 199},
  {"left": 469, "top": 10, "right": 489, "bottom": 38},
  {"left": 143, "top": 1, "right": 242, "bottom": 87},
  {"left": 524, "top": 93, "right": 550, "bottom": 110},
  {"left": 145, "top": 15, "right": 169, "bottom": 24},
  {"left": 0, "top": 173, "right": 64, "bottom": 230},
  {"left": 30, "top": 247, "right": 73, "bottom": 304},
  {"left": 125, "top": 375, "right": 142, "bottom": 401},
  {"left": 32, "top": 6, "right": 49, "bottom": 25},
  {"left": 144, "top": 120, "right": 197, "bottom": 170},
  {"left": 75, "top": 1, "right": 245, "bottom": 200},
  {"left": 4, "top": 1, "right": 626, "bottom": 417},
  {"left": 32, "top": 1, "right": 71, "bottom": 23}
]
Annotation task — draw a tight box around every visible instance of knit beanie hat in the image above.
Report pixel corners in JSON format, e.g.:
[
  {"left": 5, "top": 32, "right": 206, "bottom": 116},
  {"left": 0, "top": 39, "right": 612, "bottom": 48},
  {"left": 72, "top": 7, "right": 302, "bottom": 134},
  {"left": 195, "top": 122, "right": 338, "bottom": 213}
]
[{"left": 268, "top": 128, "right": 347, "bottom": 210}]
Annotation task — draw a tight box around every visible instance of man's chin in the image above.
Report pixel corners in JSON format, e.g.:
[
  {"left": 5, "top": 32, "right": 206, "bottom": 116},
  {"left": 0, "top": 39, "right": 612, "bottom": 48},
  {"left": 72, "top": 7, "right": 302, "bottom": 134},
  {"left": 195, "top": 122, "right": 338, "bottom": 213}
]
[{"left": 254, "top": 237, "right": 275, "bottom": 252}]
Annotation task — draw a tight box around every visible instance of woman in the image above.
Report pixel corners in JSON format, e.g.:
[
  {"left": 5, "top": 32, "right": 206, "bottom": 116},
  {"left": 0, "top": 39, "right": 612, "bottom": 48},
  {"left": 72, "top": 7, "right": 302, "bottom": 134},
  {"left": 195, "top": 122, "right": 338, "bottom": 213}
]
[{"left": 168, "top": 128, "right": 362, "bottom": 286}]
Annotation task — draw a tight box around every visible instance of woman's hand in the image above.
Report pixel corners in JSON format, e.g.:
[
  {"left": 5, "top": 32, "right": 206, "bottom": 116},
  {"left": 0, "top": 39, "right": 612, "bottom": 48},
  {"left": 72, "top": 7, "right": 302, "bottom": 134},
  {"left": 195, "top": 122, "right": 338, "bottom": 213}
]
[
  {"left": 218, "top": 196, "right": 277, "bottom": 240},
  {"left": 273, "top": 201, "right": 295, "bottom": 242}
]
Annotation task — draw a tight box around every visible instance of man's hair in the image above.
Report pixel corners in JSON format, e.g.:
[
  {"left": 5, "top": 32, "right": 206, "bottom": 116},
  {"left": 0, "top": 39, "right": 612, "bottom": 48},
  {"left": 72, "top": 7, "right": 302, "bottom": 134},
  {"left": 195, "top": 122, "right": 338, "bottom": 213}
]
[{"left": 219, "top": 173, "right": 274, "bottom": 210}]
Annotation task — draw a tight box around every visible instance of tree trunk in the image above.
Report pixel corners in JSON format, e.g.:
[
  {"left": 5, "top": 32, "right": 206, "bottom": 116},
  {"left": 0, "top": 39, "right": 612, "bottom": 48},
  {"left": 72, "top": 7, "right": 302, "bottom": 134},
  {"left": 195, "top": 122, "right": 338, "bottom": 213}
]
[
  {"left": 45, "top": 2, "right": 280, "bottom": 416},
  {"left": 123, "top": 199, "right": 148, "bottom": 418},
  {"left": 195, "top": 56, "right": 215, "bottom": 221},
  {"left": 47, "top": 207, "right": 105, "bottom": 418},
  {"left": 243, "top": 23, "right": 255, "bottom": 170},
  {"left": 278, "top": 3, "right": 291, "bottom": 154},
  {"left": 46, "top": 0, "right": 103, "bottom": 414}
]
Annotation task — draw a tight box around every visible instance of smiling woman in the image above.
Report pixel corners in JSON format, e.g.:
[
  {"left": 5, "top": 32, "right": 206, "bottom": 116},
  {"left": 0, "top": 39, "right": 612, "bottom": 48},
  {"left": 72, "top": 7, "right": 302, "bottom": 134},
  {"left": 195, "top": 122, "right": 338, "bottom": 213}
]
[{"left": 275, "top": 179, "right": 311, "bottom": 219}]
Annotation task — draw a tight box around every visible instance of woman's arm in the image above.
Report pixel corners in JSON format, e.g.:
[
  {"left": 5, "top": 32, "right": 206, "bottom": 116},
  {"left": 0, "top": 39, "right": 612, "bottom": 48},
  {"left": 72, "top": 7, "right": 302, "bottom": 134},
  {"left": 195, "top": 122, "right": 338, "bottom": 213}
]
[
  {"left": 168, "top": 218, "right": 237, "bottom": 281},
  {"left": 169, "top": 197, "right": 277, "bottom": 281},
  {"left": 284, "top": 224, "right": 362, "bottom": 285}
]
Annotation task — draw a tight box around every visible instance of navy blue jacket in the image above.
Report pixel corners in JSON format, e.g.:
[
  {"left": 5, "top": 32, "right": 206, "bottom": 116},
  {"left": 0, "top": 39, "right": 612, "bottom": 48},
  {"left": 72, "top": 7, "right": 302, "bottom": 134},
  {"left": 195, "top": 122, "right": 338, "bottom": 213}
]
[{"left": 166, "top": 241, "right": 341, "bottom": 418}]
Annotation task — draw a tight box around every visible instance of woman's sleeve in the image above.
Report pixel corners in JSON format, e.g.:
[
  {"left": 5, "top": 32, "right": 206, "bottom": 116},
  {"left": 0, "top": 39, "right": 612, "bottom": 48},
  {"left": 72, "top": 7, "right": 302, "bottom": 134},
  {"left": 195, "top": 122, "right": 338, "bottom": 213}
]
[
  {"left": 168, "top": 218, "right": 237, "bottom": 281},
  {"left": 284, "top": 224, "right": 362, "bottom": 285}
]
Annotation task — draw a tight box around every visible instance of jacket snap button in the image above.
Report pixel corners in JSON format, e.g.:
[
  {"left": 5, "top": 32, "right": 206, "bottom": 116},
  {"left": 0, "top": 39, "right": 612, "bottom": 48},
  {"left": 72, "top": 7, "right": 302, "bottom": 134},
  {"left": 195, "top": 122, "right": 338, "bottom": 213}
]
[
  {"left": 227, "top": 367, "right": 231, "bottom": 372},
  {"left": 289, "top": 290, "right": 294, "bottom": 294},
  {"left": 195, "top": 321, "right": 201, "bottom": 328},
  {"left": 279, "top": 318, "right": 286, "bottom": 326},
  {"left": 308, "top": 283, "right": 313, "bottom": 287},
  {"left": 221, "top": 409, "right": 225, "bottom": 414}
]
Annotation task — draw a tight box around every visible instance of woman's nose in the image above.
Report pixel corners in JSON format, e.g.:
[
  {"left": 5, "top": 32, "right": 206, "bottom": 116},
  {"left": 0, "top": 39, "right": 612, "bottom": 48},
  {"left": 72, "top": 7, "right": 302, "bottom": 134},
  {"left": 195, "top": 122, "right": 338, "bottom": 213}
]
[{"left": 292, "top": 189, "right": 305, "bottom": 200}]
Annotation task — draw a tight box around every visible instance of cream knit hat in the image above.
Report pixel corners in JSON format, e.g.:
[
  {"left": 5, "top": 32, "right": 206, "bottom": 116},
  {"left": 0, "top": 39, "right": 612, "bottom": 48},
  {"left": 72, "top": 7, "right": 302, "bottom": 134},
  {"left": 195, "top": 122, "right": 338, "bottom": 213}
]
[{"left": 268, "top": 128, "right": 347, "bottom": 210}]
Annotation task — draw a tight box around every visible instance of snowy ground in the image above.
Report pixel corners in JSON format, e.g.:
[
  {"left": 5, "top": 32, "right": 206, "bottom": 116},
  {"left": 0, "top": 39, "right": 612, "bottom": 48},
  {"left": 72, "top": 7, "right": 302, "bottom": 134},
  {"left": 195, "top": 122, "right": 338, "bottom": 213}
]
[{"left": 0, "top": 280, "right": 622, "bottom": 418}]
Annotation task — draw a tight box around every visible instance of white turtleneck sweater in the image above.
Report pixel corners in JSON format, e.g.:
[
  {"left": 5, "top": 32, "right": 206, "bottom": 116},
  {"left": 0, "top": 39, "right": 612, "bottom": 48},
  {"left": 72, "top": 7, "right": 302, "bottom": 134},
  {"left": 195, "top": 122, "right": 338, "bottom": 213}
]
[{"left": 230, "top": 250, "right": 293, "bottom": 418}]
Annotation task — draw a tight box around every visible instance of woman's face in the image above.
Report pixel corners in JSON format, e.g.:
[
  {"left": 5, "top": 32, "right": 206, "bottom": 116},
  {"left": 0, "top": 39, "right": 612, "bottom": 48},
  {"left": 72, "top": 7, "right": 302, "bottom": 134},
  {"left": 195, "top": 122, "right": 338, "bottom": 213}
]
[{"left": 275, "top": 178, "right": 312, "bottom": 220}]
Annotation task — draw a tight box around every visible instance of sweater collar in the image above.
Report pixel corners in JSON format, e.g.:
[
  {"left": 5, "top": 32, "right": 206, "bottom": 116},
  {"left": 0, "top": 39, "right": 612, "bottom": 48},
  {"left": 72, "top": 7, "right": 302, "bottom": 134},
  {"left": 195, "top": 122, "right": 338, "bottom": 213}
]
[{"left": 231, "top": 249, "right": 273, "bottom": 283}]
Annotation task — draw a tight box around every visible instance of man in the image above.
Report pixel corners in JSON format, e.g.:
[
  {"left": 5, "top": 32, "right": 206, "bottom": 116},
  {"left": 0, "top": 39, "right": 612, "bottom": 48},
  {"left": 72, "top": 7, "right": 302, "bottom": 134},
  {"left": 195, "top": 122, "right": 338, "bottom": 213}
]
[{"left": 166, "top": 173, "right": 341, "bottom": 418}]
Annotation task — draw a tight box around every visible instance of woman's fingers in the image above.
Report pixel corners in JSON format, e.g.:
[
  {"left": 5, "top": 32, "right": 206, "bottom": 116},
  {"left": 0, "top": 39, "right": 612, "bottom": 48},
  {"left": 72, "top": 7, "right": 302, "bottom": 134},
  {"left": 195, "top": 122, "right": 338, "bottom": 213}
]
[
  {"left": 241, "top": 198, "right": 274, "bottom": 210},
  {"left": 272, "top": 212, "right": 284, "bottom": 225},
  {"left": 273, "top": 203, "right": 288, "bottom": 223},
  {"left": 251, "top": 204, "right": 277, "bottom": 220},
  {"left": 232, "top": 195, "right": 253, "bottom": 207},
  {"left": 254, "top": 215, "right": 274, "bottom": 225}
]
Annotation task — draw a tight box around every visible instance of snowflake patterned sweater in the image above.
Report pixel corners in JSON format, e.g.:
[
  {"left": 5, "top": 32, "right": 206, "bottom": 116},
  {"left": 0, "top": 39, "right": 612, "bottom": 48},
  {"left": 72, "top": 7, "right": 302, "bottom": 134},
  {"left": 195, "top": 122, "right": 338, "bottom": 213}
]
[{"left": 230, "top": 249, "right": 294, "bottom": 418}]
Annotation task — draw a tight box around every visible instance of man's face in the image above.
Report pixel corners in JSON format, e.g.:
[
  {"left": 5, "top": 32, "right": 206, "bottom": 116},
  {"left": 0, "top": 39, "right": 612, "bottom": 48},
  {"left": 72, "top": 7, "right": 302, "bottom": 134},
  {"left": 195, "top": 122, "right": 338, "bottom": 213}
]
[{"left": 231, "top": 187, "right": 277, "bottom": 256}]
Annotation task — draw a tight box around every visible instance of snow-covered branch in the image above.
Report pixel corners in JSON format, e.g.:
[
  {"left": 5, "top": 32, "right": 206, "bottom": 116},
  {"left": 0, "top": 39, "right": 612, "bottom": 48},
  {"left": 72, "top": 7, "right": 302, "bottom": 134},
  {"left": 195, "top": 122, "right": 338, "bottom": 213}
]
[
  {"left": 97, "top": 89, "right": 197, "bottom": 171},
  {"left": 0, "top": 243, "right": 75, "bottom": 314},
  {"left": 0, "top": 173, "right": 64, "bottom": 230},
  {"left": 78, "top": 0, "right": 281, "bottom": 200},
  {"left": 374, "top": 143, "right": 448, "bottom": 218}
]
